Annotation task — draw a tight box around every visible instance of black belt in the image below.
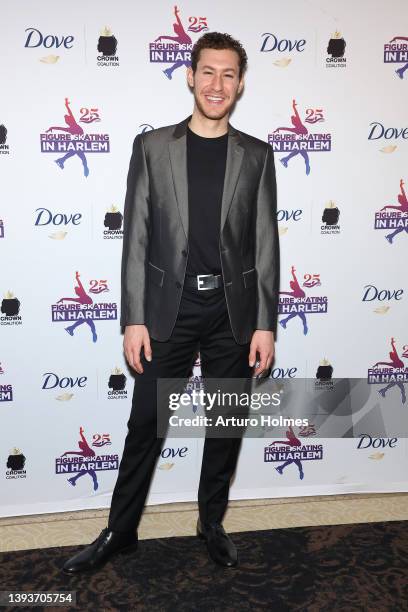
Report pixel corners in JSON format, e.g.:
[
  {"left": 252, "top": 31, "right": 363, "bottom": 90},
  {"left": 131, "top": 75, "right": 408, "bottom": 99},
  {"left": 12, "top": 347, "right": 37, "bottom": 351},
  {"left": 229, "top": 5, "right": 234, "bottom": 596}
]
[{"left": 184, "top": 273, "right": 223, "bottom": 290}]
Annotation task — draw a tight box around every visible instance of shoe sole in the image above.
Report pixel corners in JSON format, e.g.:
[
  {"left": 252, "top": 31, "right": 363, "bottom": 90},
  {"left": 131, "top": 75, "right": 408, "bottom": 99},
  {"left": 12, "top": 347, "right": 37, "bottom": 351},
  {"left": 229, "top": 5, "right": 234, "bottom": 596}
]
[{"left": 62, "top": 542, "right": 138, "bottom": 576}]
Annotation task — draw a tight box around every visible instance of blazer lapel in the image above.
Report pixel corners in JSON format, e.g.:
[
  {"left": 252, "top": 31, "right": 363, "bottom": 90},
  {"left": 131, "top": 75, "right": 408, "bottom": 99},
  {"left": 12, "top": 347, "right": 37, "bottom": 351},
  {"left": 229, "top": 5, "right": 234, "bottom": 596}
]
[
  {"left": 168, "top": 117, "right": 245, "bottom": 240},
  {"left": 220, "top": 127, "right": 244, "bottom": 233}
]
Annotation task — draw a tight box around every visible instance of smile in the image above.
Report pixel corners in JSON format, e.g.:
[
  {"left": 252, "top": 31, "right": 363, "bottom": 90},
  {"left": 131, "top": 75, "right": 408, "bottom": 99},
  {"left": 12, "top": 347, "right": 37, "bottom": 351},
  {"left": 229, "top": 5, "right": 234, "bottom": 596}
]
[{"left": 205, "top": 95, "right": 225, "bottom": 104}]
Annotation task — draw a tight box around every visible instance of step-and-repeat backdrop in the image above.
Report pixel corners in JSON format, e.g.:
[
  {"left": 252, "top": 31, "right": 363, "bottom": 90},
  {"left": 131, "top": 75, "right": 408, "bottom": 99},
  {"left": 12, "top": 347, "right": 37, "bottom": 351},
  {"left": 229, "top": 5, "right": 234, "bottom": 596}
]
[{"left": 1, "top": 0, "right": 407, "bottom": 517}]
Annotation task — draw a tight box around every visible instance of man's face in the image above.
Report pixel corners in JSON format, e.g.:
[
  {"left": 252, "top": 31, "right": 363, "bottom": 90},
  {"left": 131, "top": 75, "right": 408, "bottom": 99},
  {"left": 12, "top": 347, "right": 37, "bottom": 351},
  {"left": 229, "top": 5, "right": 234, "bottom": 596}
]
[{"left": 187, "top": 48, "right": 244, "bottom": 121}]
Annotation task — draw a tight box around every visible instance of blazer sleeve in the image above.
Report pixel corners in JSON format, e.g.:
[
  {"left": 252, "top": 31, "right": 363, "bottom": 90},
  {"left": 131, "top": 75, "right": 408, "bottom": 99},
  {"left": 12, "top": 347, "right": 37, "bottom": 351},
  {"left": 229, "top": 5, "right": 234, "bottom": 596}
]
[
  {"left": 254, "top": 144, "right": 280, "bottom": 333},
  {"left": 120, "top": 134, "right": 150, "bottom": 327}
]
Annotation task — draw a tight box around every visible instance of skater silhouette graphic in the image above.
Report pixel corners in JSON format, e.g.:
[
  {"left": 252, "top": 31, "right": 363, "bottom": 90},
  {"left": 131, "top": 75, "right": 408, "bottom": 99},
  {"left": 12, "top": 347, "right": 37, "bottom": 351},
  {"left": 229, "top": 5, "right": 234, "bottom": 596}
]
[
  {"left": 381, "top": 179, "right": 408, "bottom": 244},
  {"left": 46, "top": 98, "right": 89, "bottom": 177},
  {"left": 61, "top": 427, "right": 99, "bottom": 491},
  {"left": 389, "top": 36, "right": 408, "bottom": 79},
  {"left": 373, "top": 337, "right": 406, "bottom": 404},
  {"left": 274, "top": 99, "right": 311, "bottom": 175},
  {"left": 269, "top": 426, "right": 304, "bottom": 480},
  {"left": 155, "top": 5, "right": 192, "bottom": 80},
  {"left": 57, "top": 271, "right": 98, "bottom": 343},
  {"left": 279, "top": 266, "right": 308, "bottom": 335}
]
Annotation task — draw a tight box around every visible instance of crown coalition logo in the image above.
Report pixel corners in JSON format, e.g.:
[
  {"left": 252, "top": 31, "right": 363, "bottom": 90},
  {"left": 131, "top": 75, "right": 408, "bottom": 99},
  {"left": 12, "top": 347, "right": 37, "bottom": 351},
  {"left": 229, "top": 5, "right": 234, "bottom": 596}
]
[
  {"left": 315, "top": 358, "right": 334, "bottom": 390},
  {"left": 6, "top": 448, "right": 27, "bottom": 479},
  {"left": 149, "top": 5, "right": 208, "bottom": 80},
  {"left": 55, "top": 427, "right": 118, "bottom": 491},
  {"left": 107, "top": 367, "right": 127, "bottom": 400},
  {"left": 51, "top": 271, "right": 117, "bottom": 343},
  {"left": 40, "top": 98, "right": 110, "bottom": 177},
  {"left": 326, "top": 30, "right": 347, "bottom": 68},
  {"left": 103, "top": 205, "right": 123, "bottom": 239},
  {"left": 0, "top": 124, "right": 9, "bottom": 155},
  {"left": 96, "top": 26, "right": 119, "bottom": 67},
  {"left": 368, "top": 337, "right": 408, "bottom": 404},
  {"left": 1, "top": 291, "right": 22, "bottom": 326},
  {"left": 269, "top": 99, "right": 331, "bottom": 175},
  {"left": 384, "top": 35, "right": 408, "bottom": 79},
  {"left": 264, "top": 426, "right": 323, "bottom": 480},
  {"left": 374, "top": 179, "right": 408, "bottom": 244},
  {"left": 278, "top": 266, "right": 328, "bottom": 335},
  {"left": 321, "top": 201, "right": 340, "bottom": 234}
]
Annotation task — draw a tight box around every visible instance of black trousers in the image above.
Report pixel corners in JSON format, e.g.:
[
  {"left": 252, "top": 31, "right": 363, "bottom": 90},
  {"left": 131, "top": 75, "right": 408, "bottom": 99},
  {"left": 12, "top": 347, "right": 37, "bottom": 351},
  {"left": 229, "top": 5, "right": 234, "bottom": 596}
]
[{"left": 108, "top": 282, "right": 252, "bottom": 533}]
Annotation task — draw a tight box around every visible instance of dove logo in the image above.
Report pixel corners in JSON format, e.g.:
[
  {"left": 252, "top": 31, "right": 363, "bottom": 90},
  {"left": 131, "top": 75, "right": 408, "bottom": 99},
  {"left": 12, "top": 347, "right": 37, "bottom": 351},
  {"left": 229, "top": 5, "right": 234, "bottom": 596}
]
[
  {"left": 96, "top": 26, "right": 119, "bottom": 67},
  {"left": 260, "top": 33, "right": 306, "bottom": 53},
  {"left": 384, "top": 37, "right": 408, "bottom": 79},
  {"left": 357, "top": 435, "right": 398, "bottom": 450},
  {"left": 35, "top": 208, "right": 82, "bottom": 227},
  {"left": 24, "top": 28, "right": 74, "bottom": 49},
  {"left": 362, "top": 285, "right": 404, "bottom": 302},
  {"left": 368, "top": 122, "right": 408, "bottom": 141},
  {"left": 6, "top": 448, "right": 27, "bottom": 479},
  {"left": 42, "top": 372, "right": 88, "bottom": 390}
]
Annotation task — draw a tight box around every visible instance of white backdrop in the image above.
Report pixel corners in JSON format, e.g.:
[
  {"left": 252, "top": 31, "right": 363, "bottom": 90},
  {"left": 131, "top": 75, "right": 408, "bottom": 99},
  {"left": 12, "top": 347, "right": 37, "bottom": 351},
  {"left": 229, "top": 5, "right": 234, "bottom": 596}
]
[{"left": 1, "top": 0, "right": 408, "bottom": 517}]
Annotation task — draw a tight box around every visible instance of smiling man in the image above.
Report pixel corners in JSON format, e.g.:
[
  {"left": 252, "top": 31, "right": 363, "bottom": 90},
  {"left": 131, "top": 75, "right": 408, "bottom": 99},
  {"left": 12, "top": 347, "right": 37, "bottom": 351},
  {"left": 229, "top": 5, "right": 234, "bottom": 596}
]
[{"left": 63, "top": 31, "right": 279, "bottom": 574}]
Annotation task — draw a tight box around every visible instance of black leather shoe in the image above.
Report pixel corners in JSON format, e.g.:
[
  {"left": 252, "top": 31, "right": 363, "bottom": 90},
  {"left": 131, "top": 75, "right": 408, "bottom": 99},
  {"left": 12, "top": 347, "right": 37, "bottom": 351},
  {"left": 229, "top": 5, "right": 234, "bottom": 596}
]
[
  {"left": 197, "top": 519, "right": 238, "bottom": 567},
  {"left": 62, "top": 527, "right": 138, "bottom": 575}
]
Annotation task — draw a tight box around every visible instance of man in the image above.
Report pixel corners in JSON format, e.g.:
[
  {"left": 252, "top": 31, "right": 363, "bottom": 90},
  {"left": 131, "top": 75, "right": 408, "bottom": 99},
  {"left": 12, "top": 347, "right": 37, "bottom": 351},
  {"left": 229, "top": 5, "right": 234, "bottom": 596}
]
[{"left": 63, "top": 31, "right": 279, "bottom": 574}]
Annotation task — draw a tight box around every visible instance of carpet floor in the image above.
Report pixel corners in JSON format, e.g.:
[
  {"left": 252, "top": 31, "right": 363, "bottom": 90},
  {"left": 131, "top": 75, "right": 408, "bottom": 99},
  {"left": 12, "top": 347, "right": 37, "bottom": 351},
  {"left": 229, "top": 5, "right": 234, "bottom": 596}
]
[{"left": 1, "top": 521, "right": 408, "bottom": 611}]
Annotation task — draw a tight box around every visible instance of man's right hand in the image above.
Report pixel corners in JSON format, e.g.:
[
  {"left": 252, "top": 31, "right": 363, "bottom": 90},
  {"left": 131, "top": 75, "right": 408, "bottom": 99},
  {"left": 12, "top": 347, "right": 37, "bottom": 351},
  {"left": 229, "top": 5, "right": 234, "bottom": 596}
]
[{"left": 123, "top": 325, "right": 152, "bottom": 374}]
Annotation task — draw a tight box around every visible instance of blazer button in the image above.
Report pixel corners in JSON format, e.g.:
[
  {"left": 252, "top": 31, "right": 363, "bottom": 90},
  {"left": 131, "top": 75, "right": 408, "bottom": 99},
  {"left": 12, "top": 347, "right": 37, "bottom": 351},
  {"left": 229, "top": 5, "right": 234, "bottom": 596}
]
[
  {"left": 181, "top": 250, "right": 187, "bottom": 257},
  {"left": 175, "top": 281, "right": 182, "bottom": 288}
]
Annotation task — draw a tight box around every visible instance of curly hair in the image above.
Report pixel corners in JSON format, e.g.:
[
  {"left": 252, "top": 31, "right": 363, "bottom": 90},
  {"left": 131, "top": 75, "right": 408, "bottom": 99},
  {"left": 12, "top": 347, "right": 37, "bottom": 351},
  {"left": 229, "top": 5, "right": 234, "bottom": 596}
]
[{"left": 191, "top": 32, "right": 248, "bottom": 77}]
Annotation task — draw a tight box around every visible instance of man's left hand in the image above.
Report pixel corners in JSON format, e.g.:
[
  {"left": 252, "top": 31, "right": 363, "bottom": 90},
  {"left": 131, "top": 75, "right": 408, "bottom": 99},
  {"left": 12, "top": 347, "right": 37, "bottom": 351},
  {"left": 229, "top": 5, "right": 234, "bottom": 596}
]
[{"left": 249, "top": 330, "right": 275, "bottom": 378}]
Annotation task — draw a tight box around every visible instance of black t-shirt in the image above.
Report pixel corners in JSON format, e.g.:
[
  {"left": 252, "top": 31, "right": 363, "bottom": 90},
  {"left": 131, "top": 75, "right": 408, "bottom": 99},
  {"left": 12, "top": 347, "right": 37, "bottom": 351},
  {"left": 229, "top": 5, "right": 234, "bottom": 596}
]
[{"left": 185, "top": 125, "right": 228, "bottom": 276}]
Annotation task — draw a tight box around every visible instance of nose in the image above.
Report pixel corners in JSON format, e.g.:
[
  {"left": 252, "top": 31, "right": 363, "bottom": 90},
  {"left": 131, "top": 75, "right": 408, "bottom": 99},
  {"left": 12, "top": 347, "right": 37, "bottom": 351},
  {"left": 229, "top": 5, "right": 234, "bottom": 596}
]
[{"left": 211, "top": 72, "right": 223, "bottom": 91}]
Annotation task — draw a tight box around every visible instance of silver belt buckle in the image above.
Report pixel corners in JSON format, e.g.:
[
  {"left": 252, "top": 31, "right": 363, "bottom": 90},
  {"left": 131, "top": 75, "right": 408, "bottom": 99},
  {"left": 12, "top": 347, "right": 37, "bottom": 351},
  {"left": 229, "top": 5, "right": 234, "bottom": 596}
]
[{"left": 197, "top": 274, "right": 213, "bottom": 290}]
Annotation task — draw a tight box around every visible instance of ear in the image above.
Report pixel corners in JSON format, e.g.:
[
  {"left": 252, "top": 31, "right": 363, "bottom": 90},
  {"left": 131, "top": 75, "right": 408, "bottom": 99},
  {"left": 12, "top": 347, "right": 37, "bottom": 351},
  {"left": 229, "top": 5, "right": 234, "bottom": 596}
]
[
  {"left": 187, "top": 66, "right": 194, "bottom": 88},
  {"left": 237, "top": 76, "right": 245, "bottom": 95}
]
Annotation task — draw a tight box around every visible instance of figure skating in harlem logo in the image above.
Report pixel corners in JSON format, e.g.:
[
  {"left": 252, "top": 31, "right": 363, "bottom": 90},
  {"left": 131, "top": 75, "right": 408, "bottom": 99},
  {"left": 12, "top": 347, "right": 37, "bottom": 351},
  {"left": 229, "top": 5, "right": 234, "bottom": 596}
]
[
  {"left": 1, "top": 291, "right": 22, "bottom": 326},
  {"left": 0, "top": 124, "right": 9, "bottom": 155},
  {"left": 368, "top": 337, "right": 408, "bottom": 404},
  {"left": 51, "top": 271, "right": 117, "bottom": 343},
  {"left": 6, "top": 448, "right": 27, "bottom": 479},
  {"left": 0, "top": 362, "right": 13, "bottom": 402},
  {"left": 374, "top": 179, "right": 408, "bottom": 244},
  {"left": 269, "top": 99, "right": 331, "bottom": 175},
  {"left": 149, "top": 5, "right": 208, "bottom": 80},
  {"left": 56, "top": 427, "right": 118, "bottom": 491},
  {"left": 264, "top": 426, "right": 323, "bottom": 480},
  {"left": 40, "top": 98, "right": 110, "bottom": 177},
  {"left": 384, "top": 35, "right": 408, "bottom": 79},
  {"left": 278, "top": 266, "right": 328, "bottom": 335}
]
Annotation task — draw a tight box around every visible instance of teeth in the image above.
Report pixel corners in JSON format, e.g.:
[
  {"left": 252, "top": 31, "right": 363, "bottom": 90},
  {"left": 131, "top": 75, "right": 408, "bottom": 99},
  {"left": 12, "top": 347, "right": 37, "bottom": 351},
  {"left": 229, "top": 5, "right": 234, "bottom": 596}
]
[{"left": 207, "top": 96, "right": 223, "bottom": 101}]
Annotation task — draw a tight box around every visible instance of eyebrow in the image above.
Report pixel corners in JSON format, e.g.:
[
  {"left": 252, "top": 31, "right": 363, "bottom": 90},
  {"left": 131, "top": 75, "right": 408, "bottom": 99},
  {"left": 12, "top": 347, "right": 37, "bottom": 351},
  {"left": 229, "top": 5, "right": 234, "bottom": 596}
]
[{"left": 200, "top": 65, "right": 237, "bottom": 73}]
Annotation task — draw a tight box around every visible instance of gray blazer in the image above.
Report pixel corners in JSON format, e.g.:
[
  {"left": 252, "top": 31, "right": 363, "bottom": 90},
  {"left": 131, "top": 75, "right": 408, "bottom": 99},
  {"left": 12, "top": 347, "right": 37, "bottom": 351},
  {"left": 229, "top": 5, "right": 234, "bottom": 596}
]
[{"left": 121, "top": 116, "right": 280, "bottom": 344}]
